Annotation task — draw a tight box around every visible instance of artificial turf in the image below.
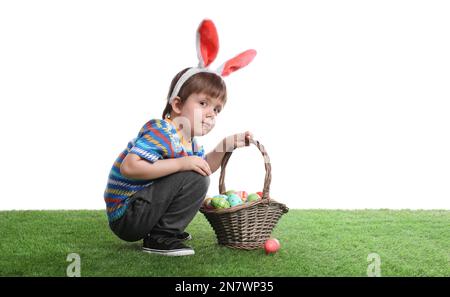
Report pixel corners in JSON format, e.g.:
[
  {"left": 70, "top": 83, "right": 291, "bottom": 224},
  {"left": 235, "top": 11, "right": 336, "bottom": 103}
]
[{"left": 0, "top": 209, "right": 448, "bottom": 276}]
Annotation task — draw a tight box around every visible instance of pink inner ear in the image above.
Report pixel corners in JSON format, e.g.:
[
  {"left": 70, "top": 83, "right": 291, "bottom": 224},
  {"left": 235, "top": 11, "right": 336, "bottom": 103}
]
[
  {"left": 221, "top": 49, "right": 257, "bottom": 77},
  {"left": 197, "top": 19, "right": 219, "bottom": 68}
]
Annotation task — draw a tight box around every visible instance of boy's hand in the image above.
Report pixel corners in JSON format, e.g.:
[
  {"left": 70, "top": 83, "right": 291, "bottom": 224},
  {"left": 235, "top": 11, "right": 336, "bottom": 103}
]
[
  {"left": 225, "top": 131, "right": 254, "bottom": 151},
  {"left": 178, "top": 156, "right": 212, "bottom": 176}
]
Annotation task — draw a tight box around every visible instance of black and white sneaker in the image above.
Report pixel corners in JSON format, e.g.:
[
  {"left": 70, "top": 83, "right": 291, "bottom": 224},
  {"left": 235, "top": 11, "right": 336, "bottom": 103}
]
[
  {"left": 142, "top": 237, "right": 195, "bottom": 256},
  {"left": 176, "top": 232, "right": 192, "bottom": 241}
]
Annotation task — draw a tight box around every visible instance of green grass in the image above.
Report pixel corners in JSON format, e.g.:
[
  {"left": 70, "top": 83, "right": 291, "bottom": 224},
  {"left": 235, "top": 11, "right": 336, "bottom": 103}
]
[{"left": 0, "top": 209, "right": 449, "bottom": 276}]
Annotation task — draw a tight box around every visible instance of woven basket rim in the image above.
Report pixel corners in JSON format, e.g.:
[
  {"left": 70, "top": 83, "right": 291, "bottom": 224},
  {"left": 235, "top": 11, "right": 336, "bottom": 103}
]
[{"left": 200, "top": 196, "right": 289, "bottom": 214}]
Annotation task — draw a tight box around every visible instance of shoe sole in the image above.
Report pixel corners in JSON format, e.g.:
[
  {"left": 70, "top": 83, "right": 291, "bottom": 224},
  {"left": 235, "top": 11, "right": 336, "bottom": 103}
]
[
  {"left": 142, "top": 247, "right": 195, "bottom": 256},
  {"left": 181, "top": 234, "right": 192, "bottom": 241},
  {"left": 148, "top": 234, "right": 193, "bottom": 241}
]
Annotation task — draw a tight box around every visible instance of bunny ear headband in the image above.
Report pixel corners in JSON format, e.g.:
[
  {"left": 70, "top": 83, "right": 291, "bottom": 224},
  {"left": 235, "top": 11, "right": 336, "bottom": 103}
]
[{"left": 168, "top": 19, "right": 257, "bottom": 104}]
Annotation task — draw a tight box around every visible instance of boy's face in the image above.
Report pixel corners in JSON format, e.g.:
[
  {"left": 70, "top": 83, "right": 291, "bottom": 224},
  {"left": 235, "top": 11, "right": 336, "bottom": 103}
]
[{"left": 179, "top": 92, "right": 224, "bottom": 137}]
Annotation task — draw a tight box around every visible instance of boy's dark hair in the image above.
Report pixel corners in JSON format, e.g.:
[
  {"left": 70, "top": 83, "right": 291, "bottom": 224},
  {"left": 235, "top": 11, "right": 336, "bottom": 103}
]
[{"left": 162, "top": 67, "right": 227, "bottom": 119}]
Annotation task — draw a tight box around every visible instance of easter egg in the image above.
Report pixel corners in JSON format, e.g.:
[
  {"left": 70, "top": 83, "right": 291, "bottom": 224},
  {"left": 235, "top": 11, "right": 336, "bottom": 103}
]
[
  {"left": 227, "top": 193, "right": 240, "bottom": 201},
  {"left": 264, "top": 238, "right": 280, "bottom": 254},
  {"left": 228, "top": 196, "right": 243, "bottom": 207},
  {"left": 211, "top": 197, "right": 230, "bottom": 209},
  {"left": 213, "top": 194, "right": 228, "bottom": 200},
  {"left": 247, "top": 193, "right": 261, "bottom": 203},
  {"left": 203, "top": 197, "right": 214, "bottom": 209},
  {"left": 256, "top": 192, "right": 263, "bottom": 198},
  {"left": 211, "top": 197, "right": 225, "bottom": 208},
  {"left": 225, "top": 190, "right": 236, "bottom": 196},
  {"left": 235, "top": 191, "right": 248, "bottom": 201},
  {"left": 217, "top": 199, "right": 231, "bottom": 209}
]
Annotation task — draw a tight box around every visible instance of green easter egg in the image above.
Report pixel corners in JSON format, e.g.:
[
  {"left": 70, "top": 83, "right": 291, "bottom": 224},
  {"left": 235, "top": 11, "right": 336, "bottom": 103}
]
[
  {"left": 211, "top": 197, "right": 225, "bottom": 208},
  {"left": 247, "top": 193, "right": 260, "bottom": 202},
  {"left": 211, "top": 197, "right": 230, "bottom": 209},
  {"left": 225, "top": 190, "right": 236, "bottom": 196},
  {"left": 216, "top": 199, "right": 231, "bottom": 209}
]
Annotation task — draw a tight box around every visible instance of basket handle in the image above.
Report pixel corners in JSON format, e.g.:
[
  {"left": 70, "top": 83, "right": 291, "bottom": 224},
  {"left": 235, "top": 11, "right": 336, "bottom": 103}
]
[{"left": 219, "top": 139, "right": 272, "bottom": 201}]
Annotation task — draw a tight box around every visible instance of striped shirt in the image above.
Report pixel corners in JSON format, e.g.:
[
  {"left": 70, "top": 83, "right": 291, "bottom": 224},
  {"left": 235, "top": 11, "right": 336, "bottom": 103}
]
[{"left": 104, "top": 118, "right": 206, "bottom": 222}]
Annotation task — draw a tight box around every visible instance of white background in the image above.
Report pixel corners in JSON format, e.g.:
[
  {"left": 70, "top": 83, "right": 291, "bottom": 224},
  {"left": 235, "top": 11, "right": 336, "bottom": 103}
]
[{"left": 1, "top": 0, "right": 449, "bottom": 210}]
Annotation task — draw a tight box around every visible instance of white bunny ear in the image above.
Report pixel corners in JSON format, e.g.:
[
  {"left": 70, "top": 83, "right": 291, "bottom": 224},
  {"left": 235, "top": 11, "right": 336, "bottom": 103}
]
[
  {"left": 216, "top": 49, "right": 257, "bottom": 77},
  {"left": 196, "top": 19, "right": 219, "bottom": 68}
]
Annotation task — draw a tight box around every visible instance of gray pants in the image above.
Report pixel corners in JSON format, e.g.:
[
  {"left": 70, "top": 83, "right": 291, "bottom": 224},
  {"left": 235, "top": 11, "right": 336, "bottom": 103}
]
[{"left": 109, "top": 171, "right": 210, "bottom": 242}]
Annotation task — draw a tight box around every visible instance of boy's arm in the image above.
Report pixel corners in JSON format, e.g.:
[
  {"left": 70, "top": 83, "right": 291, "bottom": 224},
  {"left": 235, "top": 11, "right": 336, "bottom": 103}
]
[
  {"left": 120, "top": 153, "right": 182, "bottom": 180},
  {"left": 205, "top": 137, "right": 235, "bottom": 174},
  {"left": 121, "top": 133, "right": 253, "bottom": 179},
  {"left": 206, "top": 132, "right": 254, "bottom": 174}
]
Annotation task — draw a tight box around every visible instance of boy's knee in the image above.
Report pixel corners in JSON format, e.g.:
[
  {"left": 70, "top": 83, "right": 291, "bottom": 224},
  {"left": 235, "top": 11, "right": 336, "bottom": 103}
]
[
  {"left": 200, "top": 174, "right": 210, "bottom": 192},
  {"left": 191, "top": 171, "right": 210, "bottom": 190},
  {"left": 182, "top": 171, "right": 210, "bottom": 193}
]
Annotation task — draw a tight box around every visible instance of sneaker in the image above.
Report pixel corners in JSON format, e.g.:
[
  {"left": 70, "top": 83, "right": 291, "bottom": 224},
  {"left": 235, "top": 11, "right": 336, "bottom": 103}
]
[
  {"left": 142, "top": 236, "right": 195, "bottom": 256},
  {"left": 176, "top": 231, "right": 192, "bottom": 241}
]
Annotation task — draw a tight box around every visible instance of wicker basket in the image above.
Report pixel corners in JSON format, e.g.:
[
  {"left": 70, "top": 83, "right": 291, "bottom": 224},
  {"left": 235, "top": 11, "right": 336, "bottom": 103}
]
[{"left": 200, "top": 139, "right": 289, "bottom": 250}]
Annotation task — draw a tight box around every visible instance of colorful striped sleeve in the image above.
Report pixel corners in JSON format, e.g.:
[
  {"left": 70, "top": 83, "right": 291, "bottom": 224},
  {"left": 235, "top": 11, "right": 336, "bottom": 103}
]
[{"left": 129, "top": 120, "right": 173, "bottom": 163}]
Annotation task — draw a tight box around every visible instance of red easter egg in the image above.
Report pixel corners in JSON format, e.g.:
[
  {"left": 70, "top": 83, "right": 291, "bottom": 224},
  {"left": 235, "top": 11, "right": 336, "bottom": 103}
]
[
  {"left": 264, "top": 238, "right": 280, "bottom": 254},
  {"left": 236, "top": 191, "right": 248, "bottom": 201},
  {"left": 256, "top": 192, "right": 263, "bottom": 198}
]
